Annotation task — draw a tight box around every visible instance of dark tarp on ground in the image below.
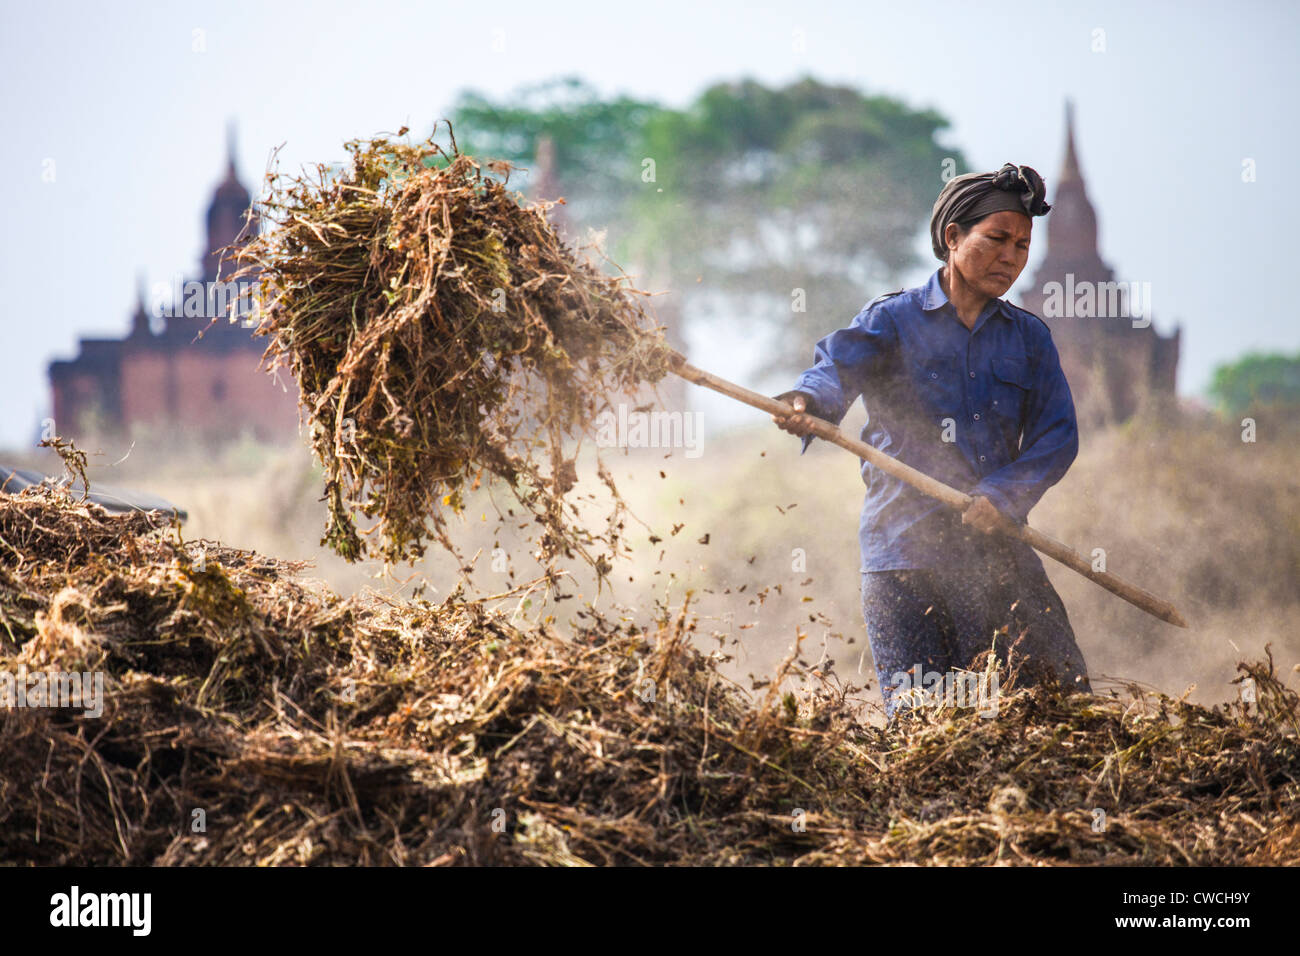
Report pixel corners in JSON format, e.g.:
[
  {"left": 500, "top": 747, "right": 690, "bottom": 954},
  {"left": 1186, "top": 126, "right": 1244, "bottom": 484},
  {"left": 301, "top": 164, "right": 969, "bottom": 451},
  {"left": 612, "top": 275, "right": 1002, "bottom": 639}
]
[{"left": 0, "top": 464, "right": 186, "bottom": 521}]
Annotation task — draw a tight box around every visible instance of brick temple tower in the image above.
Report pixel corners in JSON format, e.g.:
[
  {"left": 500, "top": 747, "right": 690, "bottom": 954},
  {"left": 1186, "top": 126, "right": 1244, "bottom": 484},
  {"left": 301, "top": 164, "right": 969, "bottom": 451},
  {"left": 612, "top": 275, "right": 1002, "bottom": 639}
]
[
  {"left": 1018, "top": 102, "right": 1180, "bottom": 431},
  {"left": 48, "top": 125, "right": 301, "bottom": 445}
]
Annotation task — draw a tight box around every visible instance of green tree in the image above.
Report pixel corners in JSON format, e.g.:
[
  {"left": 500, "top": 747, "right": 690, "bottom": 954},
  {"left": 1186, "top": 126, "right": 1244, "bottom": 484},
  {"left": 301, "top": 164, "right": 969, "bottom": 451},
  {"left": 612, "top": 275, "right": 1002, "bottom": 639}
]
[
  {"left": 630, "top": 77, "right": 964, "bottom": 374},
  {"left": 1209, "top": 352, "right": 1300, "bottom": 417},
  {"left": 450, "top": 75, "right": 663, "bottom": 241},
  {"left": 448, "top": 74, "right": 967, "bottom": 377}
]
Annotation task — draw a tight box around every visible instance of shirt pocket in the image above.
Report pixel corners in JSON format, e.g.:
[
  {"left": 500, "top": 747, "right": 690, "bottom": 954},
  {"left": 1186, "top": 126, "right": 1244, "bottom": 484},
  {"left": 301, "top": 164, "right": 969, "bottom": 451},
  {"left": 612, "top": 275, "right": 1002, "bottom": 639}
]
[
  {"left": 915, "top": 355, "right": 964, "bottom": 421},
  {"left": 990, "top": 355, "right": 1032, "bottom": 427}
]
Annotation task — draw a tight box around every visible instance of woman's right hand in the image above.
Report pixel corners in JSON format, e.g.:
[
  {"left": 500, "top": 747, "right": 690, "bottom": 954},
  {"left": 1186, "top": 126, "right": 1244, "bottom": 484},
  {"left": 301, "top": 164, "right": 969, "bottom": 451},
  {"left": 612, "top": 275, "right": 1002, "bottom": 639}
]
[{"left": 771, "top": 391, "right": 817, "bottom": 437}]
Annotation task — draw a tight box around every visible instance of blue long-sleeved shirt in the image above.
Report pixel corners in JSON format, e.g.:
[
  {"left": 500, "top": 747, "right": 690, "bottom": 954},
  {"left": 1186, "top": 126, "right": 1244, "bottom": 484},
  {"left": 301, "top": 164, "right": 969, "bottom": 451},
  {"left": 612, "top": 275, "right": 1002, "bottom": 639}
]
[{"left": 791, "top": 268, "right": 1079, "bottom": 573}]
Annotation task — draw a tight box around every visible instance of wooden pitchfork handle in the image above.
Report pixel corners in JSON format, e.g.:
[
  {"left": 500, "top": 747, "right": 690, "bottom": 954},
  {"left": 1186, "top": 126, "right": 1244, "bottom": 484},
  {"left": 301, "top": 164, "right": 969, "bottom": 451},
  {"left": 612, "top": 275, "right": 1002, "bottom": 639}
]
[{"left": 666, "top": 349, "right": 1188, "bottom": 628}]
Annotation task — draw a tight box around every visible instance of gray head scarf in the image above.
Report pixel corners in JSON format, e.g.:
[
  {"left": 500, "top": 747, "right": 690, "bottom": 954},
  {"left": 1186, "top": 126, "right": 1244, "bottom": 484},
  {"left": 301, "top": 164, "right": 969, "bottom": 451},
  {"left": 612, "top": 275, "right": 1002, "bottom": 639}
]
[{"left": 929, "top": 163, "right": 1052, "bottom": 260}]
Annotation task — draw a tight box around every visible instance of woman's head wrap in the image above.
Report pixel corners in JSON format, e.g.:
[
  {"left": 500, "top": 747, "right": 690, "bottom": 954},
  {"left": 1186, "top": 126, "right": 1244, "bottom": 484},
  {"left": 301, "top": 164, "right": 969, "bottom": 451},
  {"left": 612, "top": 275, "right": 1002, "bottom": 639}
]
[{"left": 930, "top": 163, "right": 1051, "bottom": 260}]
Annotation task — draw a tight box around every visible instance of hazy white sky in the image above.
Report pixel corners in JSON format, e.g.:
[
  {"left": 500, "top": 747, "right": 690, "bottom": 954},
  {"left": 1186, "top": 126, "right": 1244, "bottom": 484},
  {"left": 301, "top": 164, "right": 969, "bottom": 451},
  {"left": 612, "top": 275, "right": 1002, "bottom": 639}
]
[{"left": 2, "top": 0, "right": 1296, "bottom": 447}]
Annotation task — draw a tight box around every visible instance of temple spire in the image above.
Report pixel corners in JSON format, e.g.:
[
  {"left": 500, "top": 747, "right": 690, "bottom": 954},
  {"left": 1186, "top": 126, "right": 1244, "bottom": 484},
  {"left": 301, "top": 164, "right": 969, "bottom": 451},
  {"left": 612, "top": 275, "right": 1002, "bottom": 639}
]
[
  {"left": 530, "top": 133, "right": 569, "bottom": 237},
  {"left": 1060, "top": 99, "right": 1082, "bottom": 183},
  {"left": 225, "top": 119, "right": 238, "bottom": 181},
  {"left": 129, "top": 270, "right": 152, "bottom": 339},
  {"left": 202, "top": 120, "right": 256, "bottom": 283},
  {"left": 1033, "top": 98, "right": 1105, "bottom": 274}
]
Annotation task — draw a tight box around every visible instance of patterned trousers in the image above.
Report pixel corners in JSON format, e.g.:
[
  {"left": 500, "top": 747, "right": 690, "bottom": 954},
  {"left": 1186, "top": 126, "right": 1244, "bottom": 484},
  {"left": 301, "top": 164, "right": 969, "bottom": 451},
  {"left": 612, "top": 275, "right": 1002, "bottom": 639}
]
[{"left": 860, "top": 528, "right": 1091, "bottom": 720}]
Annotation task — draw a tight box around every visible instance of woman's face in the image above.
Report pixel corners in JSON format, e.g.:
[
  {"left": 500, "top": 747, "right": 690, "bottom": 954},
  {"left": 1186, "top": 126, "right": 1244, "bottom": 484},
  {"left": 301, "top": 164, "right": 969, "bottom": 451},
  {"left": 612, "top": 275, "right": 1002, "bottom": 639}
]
[{"left": 945, "top": 210, "right": 1032, "bottom": 299}]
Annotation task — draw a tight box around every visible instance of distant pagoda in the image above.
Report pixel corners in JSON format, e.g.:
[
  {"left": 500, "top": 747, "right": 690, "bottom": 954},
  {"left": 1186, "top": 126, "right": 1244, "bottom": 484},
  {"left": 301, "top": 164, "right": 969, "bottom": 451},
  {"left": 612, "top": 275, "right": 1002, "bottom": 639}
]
[
  {"left": 48, "top": 124, "right": 300, "bottom": 444},
  {"left": 1018, "top": 101, "right": 1180, "bottom": 430}
]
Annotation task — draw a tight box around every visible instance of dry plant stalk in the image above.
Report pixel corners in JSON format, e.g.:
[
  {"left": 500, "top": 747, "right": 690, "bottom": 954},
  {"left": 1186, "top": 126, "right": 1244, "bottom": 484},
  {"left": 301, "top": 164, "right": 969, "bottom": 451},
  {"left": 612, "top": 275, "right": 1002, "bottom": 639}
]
[
  {"left": 37, "top": 435, "right": 89, "bottom": 499},
  {"left": 232, "top": 122, "right": 671, "bottom": 569}
]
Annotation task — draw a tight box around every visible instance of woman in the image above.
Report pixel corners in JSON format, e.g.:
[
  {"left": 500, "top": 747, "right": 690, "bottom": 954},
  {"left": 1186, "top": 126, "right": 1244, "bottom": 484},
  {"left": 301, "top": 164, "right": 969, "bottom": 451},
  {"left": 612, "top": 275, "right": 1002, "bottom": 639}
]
[{"left": 772, "top": 164, "right": 1091, "bottom": 719}]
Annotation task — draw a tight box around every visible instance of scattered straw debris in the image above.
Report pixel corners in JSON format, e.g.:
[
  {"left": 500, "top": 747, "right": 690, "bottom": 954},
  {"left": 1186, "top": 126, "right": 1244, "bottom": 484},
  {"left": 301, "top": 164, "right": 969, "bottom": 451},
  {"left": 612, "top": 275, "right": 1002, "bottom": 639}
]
[
  {"left": 232, "top": 123, "right": 672, "bottom": 570},
  {"left": 37, "top": 435, "right": 89, "bottom": 498},
  {"left": 0, "top": 488, "right": 1297, "bottom": 865}
]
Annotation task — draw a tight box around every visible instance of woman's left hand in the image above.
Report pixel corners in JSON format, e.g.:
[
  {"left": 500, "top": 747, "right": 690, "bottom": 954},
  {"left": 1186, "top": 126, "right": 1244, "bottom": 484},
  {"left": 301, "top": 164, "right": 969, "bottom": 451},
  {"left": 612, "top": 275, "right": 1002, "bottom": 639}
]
[{"left": 962, "top": 495, "right": 1014, "bottom": 535}]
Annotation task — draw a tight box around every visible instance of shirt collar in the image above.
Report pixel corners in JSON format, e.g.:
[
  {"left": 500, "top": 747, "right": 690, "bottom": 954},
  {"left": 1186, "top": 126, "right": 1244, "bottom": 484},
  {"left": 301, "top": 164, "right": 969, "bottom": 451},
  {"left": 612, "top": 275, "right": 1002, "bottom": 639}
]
[{"left": 921, "top": 268, "right": 1014, "bottom": 323}]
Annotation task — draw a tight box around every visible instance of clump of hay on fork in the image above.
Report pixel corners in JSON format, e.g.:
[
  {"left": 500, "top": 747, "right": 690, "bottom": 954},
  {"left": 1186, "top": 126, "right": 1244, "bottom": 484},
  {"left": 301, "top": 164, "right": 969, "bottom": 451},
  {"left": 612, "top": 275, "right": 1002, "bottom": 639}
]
[{"left": 233, "top": 122, "right": 671, "bottom": 569}]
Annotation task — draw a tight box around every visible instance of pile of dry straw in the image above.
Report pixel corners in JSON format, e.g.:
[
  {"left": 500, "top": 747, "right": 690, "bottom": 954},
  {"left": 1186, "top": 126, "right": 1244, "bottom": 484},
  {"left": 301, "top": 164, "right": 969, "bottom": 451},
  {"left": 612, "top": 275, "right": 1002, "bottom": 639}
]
[{"left": 1, "top": 488, "right": 1296, "bottom": 866}]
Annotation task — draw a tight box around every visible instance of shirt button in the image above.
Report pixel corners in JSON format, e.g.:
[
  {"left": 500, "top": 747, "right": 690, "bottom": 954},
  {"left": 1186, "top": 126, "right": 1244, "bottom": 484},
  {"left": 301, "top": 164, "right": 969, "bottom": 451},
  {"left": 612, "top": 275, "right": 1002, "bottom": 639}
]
[
  {"left": 980, "top": 455, "right": 986, "bottom": 462},
  {"left": 969, "top": 371, "right": 975, "bottom": 378},
  {"left": 930, "top": 372, "right": 938, "bottom": 379},
  {"left": 973, "top": 413, "right": 981, "bottom": 421}
]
